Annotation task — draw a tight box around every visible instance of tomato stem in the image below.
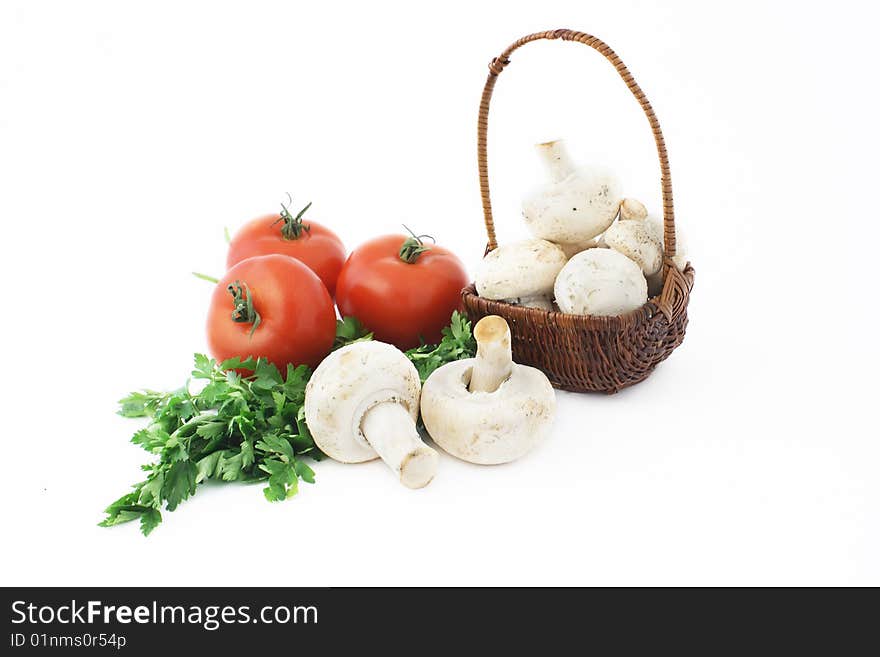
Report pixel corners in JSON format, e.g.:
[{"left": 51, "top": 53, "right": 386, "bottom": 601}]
[
  {"left": 272, "top": 193, "right": 312, "bottom": 240},
  {"left": 398, "top": 225, "right": 435, "bottom": 264},
  {"left": 227, "top": 280, "right": 262, "bottom": 338}
]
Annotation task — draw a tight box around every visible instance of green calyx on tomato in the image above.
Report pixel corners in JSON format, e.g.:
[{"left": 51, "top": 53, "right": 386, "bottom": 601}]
[
  {"left": 272, "top": 193, "right": 312, "bottom": 240},
  {"left": 227, "top": 280, "right": 262, "bottom": 338},
  {"left": 226, "top": 201, "right": 346, "bottom": 297},
  {"left": 398, "top": 225, "right": 435, "bottom": 264}
]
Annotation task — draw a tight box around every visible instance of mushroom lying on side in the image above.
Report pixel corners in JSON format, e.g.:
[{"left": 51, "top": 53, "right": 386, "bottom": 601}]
[
  {"left": 522, "top": 139, "right": 623, "bottom": 244},
  {"left": 304, "top": 341, "right": 438, "bottom": 488},
  {"left": 554, "top": 248, "right": 648, "bottom": 317},
  {"left": 474, "top": 239, "right": 567, "bottom": 310},
  {"left": 420, "top": 316, "right": 555, "bottom": 465}
]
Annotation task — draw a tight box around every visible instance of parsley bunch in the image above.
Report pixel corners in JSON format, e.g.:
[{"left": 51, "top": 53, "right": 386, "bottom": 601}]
[
  {"left": 100, "top": 355, "right": 318, "bottom": 535},
  {"left": 101, "top": 312, "right": 475, "bottom": 536}
]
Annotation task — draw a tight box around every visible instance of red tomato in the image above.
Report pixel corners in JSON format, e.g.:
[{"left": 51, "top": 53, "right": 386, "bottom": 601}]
[
  {"left": 335, "top": 233, "right": 469, "bottom": 350},
  {"left": 207, "top": 254, "right": 336, "bottom": 370},
  {"left": 226, "top": 199, "right": 346, "bottom": 296}
]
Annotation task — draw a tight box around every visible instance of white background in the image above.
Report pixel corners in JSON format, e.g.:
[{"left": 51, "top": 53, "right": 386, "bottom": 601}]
[{"left": 1, "top": 0, "right": 878, "bottom": 586}]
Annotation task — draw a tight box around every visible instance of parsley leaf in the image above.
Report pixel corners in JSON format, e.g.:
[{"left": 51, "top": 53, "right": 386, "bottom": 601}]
[
  {"left": 162, "top": 460, "right": 198, "bottom": 511},
  {"left": 118, "top": 390, "right": 168, "bottom": 418},
  {"left": 139, "top": 509, "right": 162, "bottom": 535},
  {"left": 333, "top": 316, "right": 373, "bottom": 350}
]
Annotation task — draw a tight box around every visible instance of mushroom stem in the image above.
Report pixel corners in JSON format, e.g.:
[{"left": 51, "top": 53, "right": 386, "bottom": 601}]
[
  {"left": 535, "top": 140, "right": 575, "bottom": 182},
  {"left": 619, "top": 198, "right": 648, "bottom": 222},
  {"left": 469, "top": 315, "right": 513, "bottom": 394},
  {"left": 361, "top": 402, "right": 438, "bottom": 489}
]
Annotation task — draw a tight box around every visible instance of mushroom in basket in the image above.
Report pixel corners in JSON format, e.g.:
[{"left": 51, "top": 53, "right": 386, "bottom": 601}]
[
  {"left": 602, "top": 196, "right": 690, "bottom": 297},
  {"left": 473, "top": 238, "right": 566, "bottom": 310},
  {"left": 522, "top": 139, "right": 623, "bottom": 251},
  {"left": 554, "top": 248, "right": 647, "bottom": 317}
]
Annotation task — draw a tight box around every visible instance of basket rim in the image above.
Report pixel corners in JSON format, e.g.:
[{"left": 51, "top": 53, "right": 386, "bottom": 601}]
[{"left": 461, "top": 262, "right": 694, "bottom": 331}]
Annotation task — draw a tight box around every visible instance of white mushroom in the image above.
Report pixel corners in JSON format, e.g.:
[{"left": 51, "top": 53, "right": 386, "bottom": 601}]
[
  {"left": 420, "top": 316, "right": 555, "bottom": 465},
  {"left": 619, "top": 197, "right": 648, "bottom": 222},
  {"left": 522, "top": 140, "right": 622, "bottom": 243},
  {"left": 304, "top": 341, "right": 437, "bottom": 489},
  {"left": 604, "top": 219, "right": 663, "bottom": 276},
  {"left": 475, "top": 239, "right": 566, "bottom": 308},
  {"left": 554, "top": 248, "right": 648, "bottom": 316}
]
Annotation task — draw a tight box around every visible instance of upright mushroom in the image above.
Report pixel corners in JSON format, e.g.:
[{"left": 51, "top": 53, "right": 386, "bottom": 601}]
[
  {"left": 522, "top": 139, "right": 623, "bottom": 244},
  {"left": 420, "top": 316, "right": 556, "bottom": 465},
  {"left": 304, "top": 341, "right": 438, "bottom": 488},
  {"left": 474, "top": 239, "right": 566, "bottom": 310},
  {"left": 554, "top": 248, "right": 648, "bottom": 317}
]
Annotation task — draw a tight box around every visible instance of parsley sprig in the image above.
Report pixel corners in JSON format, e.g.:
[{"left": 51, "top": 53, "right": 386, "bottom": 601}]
[
  {"left": 101, "top": 312, "right": 475, "bottom": 536},
  {"left": 332, "top": 316, "right": 373, "bottom": 350},
  {"left": 405, "top": 311, "right": 476, "bottom": 383}
]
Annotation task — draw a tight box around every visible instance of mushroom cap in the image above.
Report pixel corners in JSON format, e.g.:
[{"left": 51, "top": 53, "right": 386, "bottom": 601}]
[
  {"left": 645, "top": 216, "right": 689, "bottom": 271},
  {"left": 304, "top": 341, "right": 420, "bottom": 463},
  {"left": 522, "top": 166, "right": 623, "bottom": 243},
  {"left": 475, "top": 239, "right": 567, "bottom": 300},
  {"left": 604, "top": 219, "right": 663, "bottom": 276},
  {"left": 644, "top": 215, "right": 690, "bottom": 297},
  {"left": 420, "top": 359, "right": 556, "bottom": 465},
  {"left": 554, "top": 248, "right": 648, "bottom": 317}
]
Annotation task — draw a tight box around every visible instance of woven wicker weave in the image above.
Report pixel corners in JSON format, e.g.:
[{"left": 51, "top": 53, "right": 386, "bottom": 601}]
[{"left": 461, "top": 29, "right": 695, "bottom": 393}]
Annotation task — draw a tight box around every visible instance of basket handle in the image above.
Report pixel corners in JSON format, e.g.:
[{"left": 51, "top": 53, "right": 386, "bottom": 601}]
[{"left": 478, "top": 29, "right": 677, "bottom": 257}]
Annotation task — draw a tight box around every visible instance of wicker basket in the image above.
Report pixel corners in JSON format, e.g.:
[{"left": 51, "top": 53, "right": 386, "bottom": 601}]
[{"left": 462, "top": 29, "right": 696, "bottom": 394}]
